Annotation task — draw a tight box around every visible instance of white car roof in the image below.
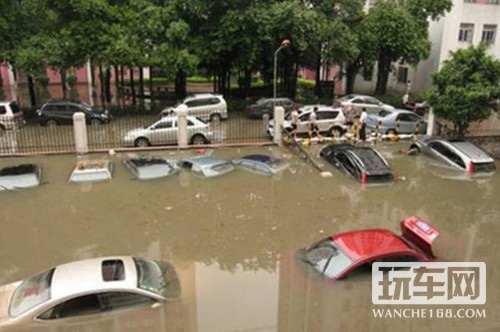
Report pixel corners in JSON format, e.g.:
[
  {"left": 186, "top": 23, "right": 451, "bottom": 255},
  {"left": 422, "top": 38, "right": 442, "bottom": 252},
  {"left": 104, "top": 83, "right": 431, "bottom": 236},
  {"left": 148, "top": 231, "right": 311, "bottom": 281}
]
[{"left": 50, "top": 256, "right": 138, "bottom": 300}]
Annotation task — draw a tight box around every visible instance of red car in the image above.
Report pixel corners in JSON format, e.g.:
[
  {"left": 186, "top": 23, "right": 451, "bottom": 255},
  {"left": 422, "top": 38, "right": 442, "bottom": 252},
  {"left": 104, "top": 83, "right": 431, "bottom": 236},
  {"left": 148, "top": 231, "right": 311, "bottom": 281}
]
[{"left": 300, "top": 216, "right": 440, "bottom": 280}]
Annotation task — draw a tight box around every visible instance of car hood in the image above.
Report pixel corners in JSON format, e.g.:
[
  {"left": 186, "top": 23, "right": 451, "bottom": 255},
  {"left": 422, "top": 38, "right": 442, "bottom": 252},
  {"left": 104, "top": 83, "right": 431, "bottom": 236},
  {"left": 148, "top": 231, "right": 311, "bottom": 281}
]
[{"left": 0, "top": 281, "right": 21, "bottom": 326}]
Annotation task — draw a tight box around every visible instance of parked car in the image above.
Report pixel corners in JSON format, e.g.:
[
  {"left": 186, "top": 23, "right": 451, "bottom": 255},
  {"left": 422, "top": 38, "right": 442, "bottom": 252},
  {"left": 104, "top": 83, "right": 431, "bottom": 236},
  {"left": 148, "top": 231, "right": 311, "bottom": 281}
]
[
  {"left": 123, "top": 156, "right": 179, "bottom": 180},
  {"left": 365, "top": 109, "right": 427, "bottom": 135},
  {"left": 122, "top": 115, "right": 213, "bottom": 147},
  {"left": 37, "top": 99, "right": 112, "bottom": 126},
  {"left": 267, "top": 105, "right": 346, "bottom": 138},
  {"left": 408, "top": 137, "right": 496, "bottom": 176},
  {"left": 320, "top": 143, "right": 394, "bottom": 185},
  {"left": 299, "top": 216, "right": 440, "bottom": 280},
  {"left": 178, "top": 155, "right": 235, "bottom": 178},
  {"left": 334, "top": 94, "right": 394, "bottom": 114},
  {"left": 0, "top": 101, "right": 25, "bottom": 130},
  {"left": 246, "top": 97, "right": 296, "bottom": 119},
  {"left": 0, "top": 256, "right": 180, "bottom": 327},
  {"left": 0, "top": 164, "right": 41, "bottom": 191},
  {"left": 160, "top": 93, "right": 228, "bottom": 122},
  {"left": 69, "top": 160, "right": 114, "bottom": 183},
  {"left": 232, "top": 154, "right": 289, "bottom": 176}
]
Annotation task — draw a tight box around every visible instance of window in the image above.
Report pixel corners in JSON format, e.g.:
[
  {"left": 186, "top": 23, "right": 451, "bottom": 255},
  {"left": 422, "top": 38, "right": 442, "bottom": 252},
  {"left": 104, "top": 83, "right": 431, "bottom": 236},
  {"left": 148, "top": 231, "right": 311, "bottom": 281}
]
[
  {"left": 317, "top": 111, "right": 339, "bottom": 120},
  {"left": 397, "top": 113, "right": 419, "bottom": 122},
  {"left": 458, "top": 23, "right": 474, "bottom": 42},
  {"left": 397, "top": 67, "right": 408, "bottom": 83},
  {"left": 0, "top": 106, "right": 6, "bottom": 115},
  {"left": 428, "top": 142, "right": 466, "bottom": 169},
  {"left": 153, "top": 121, "right": 173, "bottom": 130},
  {"left": 482, "top": 25, "right": 497, "bottom": 42},
  {"left": 363, "top": 66, "right": 373, "bottom": 81}
]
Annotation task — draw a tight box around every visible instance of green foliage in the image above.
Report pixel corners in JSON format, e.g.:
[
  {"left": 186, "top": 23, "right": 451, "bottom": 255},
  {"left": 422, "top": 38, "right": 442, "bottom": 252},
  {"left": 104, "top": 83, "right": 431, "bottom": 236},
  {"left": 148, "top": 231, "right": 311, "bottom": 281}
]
[{"left": 429, "top": 43, "right": 500, "bottom": 136}]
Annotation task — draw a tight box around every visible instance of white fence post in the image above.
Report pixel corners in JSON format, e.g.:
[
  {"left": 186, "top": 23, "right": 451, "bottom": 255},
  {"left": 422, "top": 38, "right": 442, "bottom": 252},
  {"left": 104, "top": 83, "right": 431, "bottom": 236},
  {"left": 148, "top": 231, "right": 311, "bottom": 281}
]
[
  {"left": 273, "top": 106, "right": 285, "bottom": 145},
  {"left": 73, "top": 112, "right": 88, "bottom": 154},
  {"left": 177, "top": 105, "right": 188, "bottom": 148},
  {"left": 427, "top": 107, "right": 435, "bottom": 136}
]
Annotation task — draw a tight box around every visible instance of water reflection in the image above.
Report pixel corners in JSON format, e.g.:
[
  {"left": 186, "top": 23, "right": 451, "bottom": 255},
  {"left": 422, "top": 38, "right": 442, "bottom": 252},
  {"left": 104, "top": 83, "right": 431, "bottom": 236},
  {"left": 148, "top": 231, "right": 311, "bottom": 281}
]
[{"left": 0, "top": 145, "right": 498, "bottom": 331}]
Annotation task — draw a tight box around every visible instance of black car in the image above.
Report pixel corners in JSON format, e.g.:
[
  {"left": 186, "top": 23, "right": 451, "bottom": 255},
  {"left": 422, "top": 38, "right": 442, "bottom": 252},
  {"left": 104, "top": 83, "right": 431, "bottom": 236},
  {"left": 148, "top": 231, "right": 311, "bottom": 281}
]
[
  {"left": 320, "top": 143, "right": 394, "bottom": 185},
  {"left": 246, "top": 97, "right": 296, "bottom": 119},
  {"left": 37, "top": 99, "right": 112, "bottom": 126}
]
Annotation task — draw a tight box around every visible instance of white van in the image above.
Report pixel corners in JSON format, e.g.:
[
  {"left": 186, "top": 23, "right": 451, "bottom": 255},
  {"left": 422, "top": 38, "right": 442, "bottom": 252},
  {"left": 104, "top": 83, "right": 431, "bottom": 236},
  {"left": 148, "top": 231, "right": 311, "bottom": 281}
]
[{"left": 0, "top": 101, "right": 25, "bottom": 130}]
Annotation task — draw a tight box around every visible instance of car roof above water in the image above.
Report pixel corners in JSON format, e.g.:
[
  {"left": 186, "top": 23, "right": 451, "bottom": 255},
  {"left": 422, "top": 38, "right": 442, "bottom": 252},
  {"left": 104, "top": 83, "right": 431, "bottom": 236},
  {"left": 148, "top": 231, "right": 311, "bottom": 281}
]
[
  {"left": 123, "top": 157, "right": 178, "bottom": 180},
  {"left": 326, "top": 144, "right": 391, "bottom": 174},
  {"left": 0, "top": 164, "right": 41, "bottom": 190},
  {"left": 422, "top": 137, "right": 494, "bottom": 162},
  {"left": 69, "top": 160, "right": 113, "bottom": 183}
]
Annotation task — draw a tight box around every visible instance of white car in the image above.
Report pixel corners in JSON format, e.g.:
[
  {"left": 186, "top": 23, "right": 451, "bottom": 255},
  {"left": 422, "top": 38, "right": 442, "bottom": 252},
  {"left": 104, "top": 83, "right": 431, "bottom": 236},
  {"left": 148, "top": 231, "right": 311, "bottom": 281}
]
[
  {"left": 122, "top": 115, "right": 214, "bottom": 147},
  {"left": 0, "top": 256, "right": 180, "bottom": 327},
  {"left": 267, "top": 105, "right": 346, "bottom": 137},
  {"left": 334, "top": 94, "right": 394, "bottom": 114},
  {"left": 0, "top": 101, "right": 25, "bottom": 130},
  {"left": 160, "top": 94, "right": 228, "bottom": 122}
]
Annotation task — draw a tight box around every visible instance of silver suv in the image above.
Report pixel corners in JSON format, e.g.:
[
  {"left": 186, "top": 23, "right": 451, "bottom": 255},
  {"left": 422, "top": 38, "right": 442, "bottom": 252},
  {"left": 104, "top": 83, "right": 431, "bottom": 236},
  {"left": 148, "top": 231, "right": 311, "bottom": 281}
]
[
  {"left": 122, "top": 115, "right": 214, "bottom": 147},
  {"left": 161, "top": 94, "right": 228, "bottom": 122},
  {"left": 0, "top": 101, "right": 25, "bottom": 130},
  {"left": 267, "top": 105, "right": 346, "bottom": 137}
]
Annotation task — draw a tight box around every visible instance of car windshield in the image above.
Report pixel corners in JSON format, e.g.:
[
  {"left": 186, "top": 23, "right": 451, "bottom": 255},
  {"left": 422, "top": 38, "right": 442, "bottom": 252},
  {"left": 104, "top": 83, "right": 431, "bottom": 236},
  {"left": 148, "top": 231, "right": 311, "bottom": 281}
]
[
  {"left": 211, "top": 162, "right": 233, "bottom": 172},
  {"left": 256, "top": 98, "right": 267, "bottom": 105},
  {"left": 134, "top": 258, "right": 169, "bottom": 297},
  {"left": 305, "top": 239, "right": 353, "bottom": 279},
  {"left": 10, "top": 268, "right": 54, "bottom": 317}
]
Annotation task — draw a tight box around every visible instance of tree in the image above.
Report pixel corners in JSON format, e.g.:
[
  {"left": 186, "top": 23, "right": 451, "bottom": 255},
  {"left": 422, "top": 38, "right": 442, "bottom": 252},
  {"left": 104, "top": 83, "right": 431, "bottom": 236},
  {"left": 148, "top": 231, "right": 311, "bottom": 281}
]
[
  {"left": 365, "top": 0, "right": 452, "bottom": 95},
  {"left": 429, "top": 43, "right": 500, "bottom": 137}
]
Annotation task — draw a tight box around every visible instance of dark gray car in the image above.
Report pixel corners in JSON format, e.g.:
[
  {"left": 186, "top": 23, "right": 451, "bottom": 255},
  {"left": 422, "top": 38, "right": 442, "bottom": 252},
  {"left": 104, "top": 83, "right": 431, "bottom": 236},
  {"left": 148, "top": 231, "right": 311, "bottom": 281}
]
[
  {"left": 246, "top": 98, "right": 295, "bottom": 119},
  {"left": 409, "top": 137, "right": 496, "bottom": 175}
]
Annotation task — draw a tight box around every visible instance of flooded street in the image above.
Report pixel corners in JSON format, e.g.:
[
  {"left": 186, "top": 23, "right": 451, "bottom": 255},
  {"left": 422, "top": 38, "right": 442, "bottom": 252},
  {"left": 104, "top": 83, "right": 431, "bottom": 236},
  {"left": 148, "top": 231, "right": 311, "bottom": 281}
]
[{"left": 0, "top": 143, "right": 499, "bottom": 332}]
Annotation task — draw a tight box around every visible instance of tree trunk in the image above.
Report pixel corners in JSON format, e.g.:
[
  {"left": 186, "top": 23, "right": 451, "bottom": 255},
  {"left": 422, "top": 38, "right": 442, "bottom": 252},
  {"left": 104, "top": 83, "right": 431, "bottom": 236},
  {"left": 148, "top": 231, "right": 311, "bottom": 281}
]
[
  {"left": 139, "top": 66, "right": 144, "bottom": 97},
  {"left": 129, "top": 68, "right": 136, "bottom": 105},
  {"left": 114, "top": 66, "right": 121, "bottom": 107},
  {"left": 60, "top": 69, "right": 67, "bottom": 99},
  {"left": 175, "top": 69, "right": 187, "bottom": 100},
  {"left": 149, "top": 66, "right": 153, "bottom": 98},
  {"left": 374, "top": 55, "right": 391, "bottom": 96},
  {"left": 99, "top": 65, "right": 105, "bottom": 106},
  {"left": 314, "top": 55, "right": 322, "bottom": 98},
  {"left": 104, "top": 68, "right": 111, "bottom": 103},
  {"left": 27, "top": 75, "right": 37, "bottom": 107},
  {"left": 345, "top": 61, "right": 360, "bottom": 95}
]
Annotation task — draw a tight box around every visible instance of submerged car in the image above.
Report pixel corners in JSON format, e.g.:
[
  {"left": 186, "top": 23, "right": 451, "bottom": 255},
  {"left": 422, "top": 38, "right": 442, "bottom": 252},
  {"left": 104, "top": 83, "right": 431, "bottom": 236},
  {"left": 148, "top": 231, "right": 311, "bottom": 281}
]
[
  {"left": 320, "top": 144, "right": 394, "bottom": 185},
  {"left": 232, "top": 154, "right": 289, "bottom": 176},
  {"left": 123, "top": 156, "right": 179, "bottom": 180},
  {"left": 365, "top": 109, "right": 427, "bottom": 135},
  {"left": 178, "top": 155, "right": 235, "bottom": 178},
  {"left": 0, "top": 256, "right": 180, "bottom": 327},
  {"left": 69, "top": 160, "right": 113, "bottom": 183},
  {"left": 300, "top": 216, "right": 440, "bottom": 280},
  {"left": 0, "top": 164, "right": 41, "bottom": 191},
  {"left": 408, "top": 137, "right": 496, "bottom": 176},
  {"left": 122, "top": 115, "right": 213, "bottom": 147}
]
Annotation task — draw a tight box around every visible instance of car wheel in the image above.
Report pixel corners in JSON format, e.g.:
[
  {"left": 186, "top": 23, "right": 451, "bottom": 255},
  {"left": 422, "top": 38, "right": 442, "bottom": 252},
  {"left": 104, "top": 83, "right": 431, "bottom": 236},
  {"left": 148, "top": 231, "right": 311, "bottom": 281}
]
[
  {"left": 191, "top": 134, "right": 207, "bottom": 145},
  {"left": 134, "top": 138, "right": 150, "bottom": 147},
  {"left": 90, "top": 118, "right": 102, "bottom": 125},
  {"left": 386, "top": 129, "right": 397, "bottom": 135},
  {"left": 46, "top": 119, "right": 58, "bottom": 127},
  {"left": 210, "top": 113, "right": 221, "bottom": 122},
  {"left": 330, "top": 126, "right": 344, "bottom": 137}
]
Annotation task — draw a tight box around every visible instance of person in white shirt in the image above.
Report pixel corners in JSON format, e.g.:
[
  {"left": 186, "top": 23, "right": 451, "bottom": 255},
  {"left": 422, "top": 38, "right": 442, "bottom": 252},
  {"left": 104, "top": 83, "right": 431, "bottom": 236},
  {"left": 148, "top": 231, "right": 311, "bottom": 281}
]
[
  {"left": 308, "top": 106, "right": 322, "bottom": 142},
  {"left": 290, "top": 108, "right": 300, "bottom": 140},
  {"left": 359, "top": 108, "right": 368, "bottom": 142}
]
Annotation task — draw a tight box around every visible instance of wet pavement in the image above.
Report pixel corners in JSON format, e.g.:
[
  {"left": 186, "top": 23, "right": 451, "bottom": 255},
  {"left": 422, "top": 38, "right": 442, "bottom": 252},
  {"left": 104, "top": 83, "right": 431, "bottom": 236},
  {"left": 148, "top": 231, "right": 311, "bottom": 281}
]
[{"left": 0, "top": 143, "right": 499, "bottom": 332}]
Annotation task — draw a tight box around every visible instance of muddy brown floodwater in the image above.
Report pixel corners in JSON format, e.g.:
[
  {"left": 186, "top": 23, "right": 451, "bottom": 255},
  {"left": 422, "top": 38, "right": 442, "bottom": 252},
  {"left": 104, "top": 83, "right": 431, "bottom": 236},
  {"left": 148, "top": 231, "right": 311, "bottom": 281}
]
[{"left": 0, "top": 143, "right": 499, "bottom": 332}]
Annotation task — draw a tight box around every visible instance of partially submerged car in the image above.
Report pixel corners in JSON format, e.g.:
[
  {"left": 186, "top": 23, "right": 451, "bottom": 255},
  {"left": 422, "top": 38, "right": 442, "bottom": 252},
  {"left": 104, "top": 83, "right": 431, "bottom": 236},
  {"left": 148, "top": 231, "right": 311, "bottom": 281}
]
[
  {"left": 0, "top": 256, "right": 180, "bottom": 327},
  {"left": 300, "top": 216, "right": 440, "bottom": 280},
  {"left": 177, "top": 155, "right": 235, "bottom": 178},
  {"left": 69, "top": 160, "right": 113, "bottom": 183},
  {"left": 0, "top": 164, "right": 41, "bottom": 191},
  {"left": 408, "top": 137, "right": 496, "bottom": 176},
  {"left": 123, "top": 156, "right": 179, "bottom": 180},
  {"left": 232, "top": 154, "right": 289, "bottom": 176},
  {"left": 320, "top": 143, "right": 394, "bottom": 185}
]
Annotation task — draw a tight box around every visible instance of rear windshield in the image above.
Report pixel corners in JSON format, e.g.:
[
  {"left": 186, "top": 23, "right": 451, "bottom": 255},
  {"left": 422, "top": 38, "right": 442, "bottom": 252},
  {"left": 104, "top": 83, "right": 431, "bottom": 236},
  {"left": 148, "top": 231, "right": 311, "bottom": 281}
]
[
  {"left": 10, "top": 269, "right": 54, "bottom": 317},
  {"left": 9, "top": 102, "right": 22, "bottom": 114},
  {"left": 472, "top": 162, "right": 496, "bottom": 173},
  {"left": 367, "top": 173, "right": 394, "bottom": 184},
  {"left": 354, "top": 149, "right": 390, "bottom": 173}
]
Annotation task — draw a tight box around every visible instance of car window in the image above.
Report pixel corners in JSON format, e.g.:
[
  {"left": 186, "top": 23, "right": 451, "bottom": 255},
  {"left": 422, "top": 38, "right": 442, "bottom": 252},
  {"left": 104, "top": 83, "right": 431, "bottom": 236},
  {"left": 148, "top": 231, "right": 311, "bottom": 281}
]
[
  {"left": 336, "top": 152, "right": 358, "bottom": 177},
  {"left": 364, "top": 97, "right": 379, "bottom": 105},
  {"left": 298, "top": 113, "right": 310, "bottom": 121},
  {"left": 185, "top": 100, "right": 198, "bottom": 108},
  {"left": 0, "top": 106, "right": 6, "bottom": 115},
  {"left": 10, "top": 269, "right": 55, "bottom": 317},
  {"left": 44, "top": 104, "right": 66, "bottom": 112},
  {"left": 378, "top": 255, "right": 420, "bottom": 263},
  {"left": 67, "top": 105, "right": 82, "bottom": 114},
  {"left": 304, "top": 239, "right": 353, "bottom": 279},
  {"left": 211, "top": 162, "right": 233, "bottom": 173},
  {"left": 100, "top": 292, "right": 156, "bottom": 311},
  {"left": 153, "top": 121, "right": 174, "bottom": 130},
  {"left": 9, "top": 102, "right": 22, "bottom": 114},
  {"left": 38, "top": 294, "right": 101, "bottom": 320},
  {"left": 187, "top": 119, "right": 194, "bottom": 126},
  {"left": 134, "top": 258, "right": 170, "bottom": 297},
  {"left": 351, "top": 98, "right": 363, "bottom": 104},
  {"left": 397, "top": 113, "right": 419, "bottom": 122},
  {"left": 195, "top": 99, "right": 210, "bottom": 107},
  {"left": 428, "top": 142, "right": 466, "bottom": 169},
  {"left": 317, "top": 111, "right": 339, "bottom": 120},
  {"left": 209, "top": 98, "right": 221, "bottom": 105},
  {"left": 378, "top": 110, "right": 392, "bottom": 117}
]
